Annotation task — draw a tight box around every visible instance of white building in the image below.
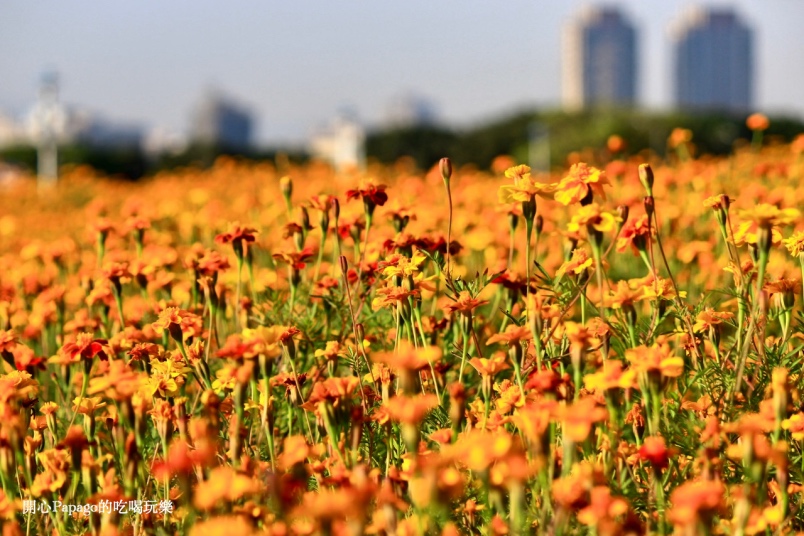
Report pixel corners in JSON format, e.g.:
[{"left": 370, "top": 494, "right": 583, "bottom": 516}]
[{"left": 309, "top": 115, "right": 365, "bottom": 171}]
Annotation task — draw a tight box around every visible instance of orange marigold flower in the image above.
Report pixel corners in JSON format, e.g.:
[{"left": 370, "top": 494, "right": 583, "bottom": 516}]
[
  {"left": 486, "top": 325, "right": 532, "bottom": 346},
  {"left": 668, "top": 128, "right": 692, "bottom": 149},
  {"left": 567, "top": 203, "right": 619, "bottom": 235},
  {"left": 497, "top": 168, "right": 555, "bottom": 204},
  {"left": 584, "top": 360, "right": 637, "bottom": 392},
  {"left": 640, "top": 275, "right": 685, "bottom": 302},
  {"left": 511, "top": 400, "right": 556, "bottom": 445},
  {"left": 314, "top": 341, "right": 342, "bottom": 362},
  {"left": 604, "top": 280, "right": 644, "bottom": 309},
  {"left": 746, "top": 113, "right": 769, "bottom": 131},
  {"left": 783, "top": 230, "right": 804, "bottom": 257},
  {"left": 638, "top": 435, "right": 674, "bottom": 470},
  {"left": 504, "top": 164, "right": 531, "bottom": 182},
  {"left": 556, "top": 397, "right": 608, "bottom": 443},
  {"left": 764, "top": 278, "right": 799, "bottom": 309},
  {"left": 738, "top": 203, "right": 799, "bottom": 229},
  {"left": 563, "top": 321, "right": 598, "bottom": 362},
  {"left": 214, "top": 223, "right": 258, "bottom": 246},
  {"left": 556, "top": 248, "right": 594, "bottom": 278},
  {"left": 152, "top": 307, "right": 202, "bottom": 341},
  {"left": 446, "top": 429, "right": 515, "bottom": 472},
  {"left": 468, "top": 352, "right": 510, "bottom": 377},
  {"left": 88, "top": 359, "right": 143, "bottom": 401},
  {"left": 272, "top": 246, "right": 316, "bottom": 270},
  {"left": 554, "top": 163, "right": 609, "bottom": 206},
  {"left": 625, "top": 343, "right": 684, "bottom": 378},
  {"left": 693, "top": 308, "right": 734, "bottom": 333},
  {"left": 50, "top": 333, "right": 109, "bottom": 365},
  {"left": 372, "top": 341, "right": 441, "bottom": 373},
  {"left": 733, "top": 220, "right": 783, "bottom": 248},
  {"left": 304, "top": 376, "right": 360, "bottom": 410},
  {"left": 372, "top": 285, "right": 419, "bottom": 310},
  {"left": 443, "top": 290, "right": 488, "bottom": 316},
  {"left": 577, "top": 486, "right": 630, "bottom": 528},
  {"left": 346, "top": 180, "right": 388, "bottom": 220},
  {"left": 308, "top": 193, "right": 336, "bottom": 213},
  {"left": 189, "top": 516, "right": 256, "bottom": 536},
  {"left": 616, "top": 214, "right": 653, "bottom": 254},
  {"left": 667, "top": 479, "right": 725, "bottom": 528},
  {"left": 101, "top": 262, "right": 131, "bottom": 286},
  {"left": 781, "top": 411, "right": 804, "bottom": 442},
  {"left": 194, "top": 466, "right": 260, "bottom": 510},
  {"left": 384, "top": 394, "right": 438, "bottom": 425},
  {"left": 703, "top": 194, "right": 732, "bottom": 211},
  {"left": 0, "top": 370, "right": 39, "bottom": 402}
]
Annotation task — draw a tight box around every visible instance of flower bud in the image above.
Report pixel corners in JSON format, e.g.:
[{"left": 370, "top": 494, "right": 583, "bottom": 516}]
[
  {"left": 339, "top": 255, "right": 349, "bottom": 276},
  {"left": 643, "top": 196, "right": 655, "bottom": 220},
  {"left": 758, "top": 226, "right": 772, "bottom": 259},
  {"left": 535, "top": 215, "right": 544, "bottom": 235},
  {"left": 300, "top": 207, "right": 310, "bottom": 230},
  {"left": 356, "top": 323, "right": 365, "bottom": 346},
  {"left": 522, "top": 196, "right": 537, "bottom": 224},
  {"left": 616, "top": 205, "right": 629, "bottom": 230},
  {"left": 439, "top": 157, "right": 452, "bottom": 183},
  {"left": 280, "top": 176, "right": 293, "bottom": 201},
  {"left": 318, "top": 208, "right": 330, "bottom": 233},
  {"left": 508, "top": 212, "right": 519, "bottom": 232},
  {"left": 638, "top": 164, "right": 654, "bottom": 196}
]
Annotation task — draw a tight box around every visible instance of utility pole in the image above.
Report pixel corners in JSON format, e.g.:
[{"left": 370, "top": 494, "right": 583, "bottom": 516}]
[
  {"left": 32, "top": 72, "right": 60, "bottom": 192},
  {"left": 529, "top": 121, "right": 550, "bottom": 172}
]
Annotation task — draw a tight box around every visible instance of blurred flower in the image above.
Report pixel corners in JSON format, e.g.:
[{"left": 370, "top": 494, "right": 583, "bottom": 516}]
[{"left": 555, "top": 163, "right": 609, "bottom": 206}]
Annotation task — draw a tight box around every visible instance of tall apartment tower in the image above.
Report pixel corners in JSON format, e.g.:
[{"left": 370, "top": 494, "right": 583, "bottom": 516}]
[
  {"left": 190, "top": 90, "right": 254, "bottom": 150},
  {"left": 562, "top": 6, "right": 637, "bottom": 110},
  {"left": 672, "top": 7, "right": 753, "bottom": 112}
]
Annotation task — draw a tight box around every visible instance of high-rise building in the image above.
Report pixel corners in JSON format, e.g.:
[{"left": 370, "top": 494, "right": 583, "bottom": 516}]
[
  {"left": 190, "top": 90, "right": 254, "bottom": 150},
  {"left": 672, "top": 7, "right": 753, "bottom": 112},
  {"left": 562, "top": 6, "right": 638, "bottom": 110}
]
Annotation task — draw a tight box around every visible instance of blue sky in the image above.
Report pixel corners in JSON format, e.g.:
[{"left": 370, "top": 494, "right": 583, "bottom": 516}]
[{"left": 1, "top": 1, "right": 802, "bottom": 145}]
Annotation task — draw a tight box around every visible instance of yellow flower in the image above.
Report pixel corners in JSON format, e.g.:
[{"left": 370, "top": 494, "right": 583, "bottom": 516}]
[
  {"left": 73, "top": 396, "right": 106, "bottom": 415},
  {"left": 782, "top": 412, "right": 804, "bottom": 441},
  {"left": 567, "top": 203, "right": 619, "bottom": 235},
  {"left": 498, "top": 176, "right": 555, "bottom": 204},
  {"left": 554, "top": 163, "right": 609, "bottom": 206},
  {"left": 584, "top": 360, "right": 638, "bottom": 392},
  {"left": 625, "top": 343, "right": 684, "bottom": 378},
  {"left": 556, "top": 248, "right": 594, "bottom": 278},
  {"left": 783, "top": 230, "right": 804, "bottom": 257},
  {"left": 241, "top": 326, "right": 284, "bottom": 360},
  {"left": 693, "top": 308, "right": 734, "bottom": 333},
  {"left": 738, "top": 204, "right": 799, "bottom": 229}
]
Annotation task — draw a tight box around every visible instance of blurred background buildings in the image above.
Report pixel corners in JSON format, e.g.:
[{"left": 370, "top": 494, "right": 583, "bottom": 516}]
[
  {"left": 189, "top": 90, "right": 254, "bottom": 151},
  {"left": 0, "top": 2, "right": 799, "bottom": 179},
  {"left": 562, "top": 6, "right": 637, "bottom": 110},
  {"left": 671, "top": 7, "right": 753, "bottom": 112}
]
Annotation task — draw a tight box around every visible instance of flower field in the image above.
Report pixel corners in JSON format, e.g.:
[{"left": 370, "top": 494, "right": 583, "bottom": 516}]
[{"left": 2, "top": 124, "right": 804, "bottom": 535}]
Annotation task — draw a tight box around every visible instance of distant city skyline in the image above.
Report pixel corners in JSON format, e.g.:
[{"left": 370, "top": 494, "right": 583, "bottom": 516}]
[{"left": 1, "top": 1, "right": 803, "bottom": 146}]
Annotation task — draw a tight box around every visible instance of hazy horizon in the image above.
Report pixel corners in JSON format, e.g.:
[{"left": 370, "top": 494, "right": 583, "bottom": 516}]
[{"left": 2, "top": 0, "right": 803, "bottom": 146}]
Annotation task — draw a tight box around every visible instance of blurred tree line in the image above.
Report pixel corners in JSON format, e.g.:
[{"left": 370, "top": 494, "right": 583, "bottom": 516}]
[
  {"left": 0, "top": 143, "right": 302, "bottom": 181},
  {"left": 1, "top": 109, "right": 802, "bottom": 179},
  {"left": 365, "top": 109, "right": 804, "bottom": 170}
]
